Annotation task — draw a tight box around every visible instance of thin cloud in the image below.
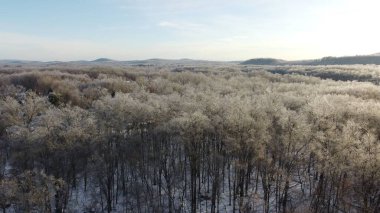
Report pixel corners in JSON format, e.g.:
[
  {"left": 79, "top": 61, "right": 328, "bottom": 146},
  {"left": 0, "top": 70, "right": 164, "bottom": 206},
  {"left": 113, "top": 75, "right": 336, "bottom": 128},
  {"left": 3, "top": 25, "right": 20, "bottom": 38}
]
[
  {"left": 158, "top": 21, "right": 179, "bottom": 28},
  {"left": 217, "top": 35, "right": 249, "bottom": 43},
  {"left": 158, "top": 21, "right": 206, "bottom": 33}
]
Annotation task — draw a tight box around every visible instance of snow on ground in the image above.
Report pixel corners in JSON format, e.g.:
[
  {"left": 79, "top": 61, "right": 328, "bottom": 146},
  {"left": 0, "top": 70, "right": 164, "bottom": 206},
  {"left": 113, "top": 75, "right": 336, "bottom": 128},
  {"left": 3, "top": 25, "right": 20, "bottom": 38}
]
[{"left": 63, "top": 167, "right": 313, "bottom": 213}]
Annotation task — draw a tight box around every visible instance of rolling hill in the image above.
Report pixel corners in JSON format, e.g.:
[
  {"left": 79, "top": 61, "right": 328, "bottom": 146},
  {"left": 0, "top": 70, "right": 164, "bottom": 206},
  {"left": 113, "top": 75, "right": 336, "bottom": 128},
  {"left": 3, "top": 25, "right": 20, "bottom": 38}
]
[{"left": 242, "top": 54, "right": 380, "bottom": 65}]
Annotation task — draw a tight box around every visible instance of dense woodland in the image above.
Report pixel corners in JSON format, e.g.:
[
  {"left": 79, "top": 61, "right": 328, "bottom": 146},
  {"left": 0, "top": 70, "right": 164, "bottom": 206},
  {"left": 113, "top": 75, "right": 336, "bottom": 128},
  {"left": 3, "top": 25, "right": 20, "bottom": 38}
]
[
  {"left": 241, "top": 55, "right": 380, "bottom": 66},
  {"left": 0, "top": 65, "right": 379, "bottom": 213}
]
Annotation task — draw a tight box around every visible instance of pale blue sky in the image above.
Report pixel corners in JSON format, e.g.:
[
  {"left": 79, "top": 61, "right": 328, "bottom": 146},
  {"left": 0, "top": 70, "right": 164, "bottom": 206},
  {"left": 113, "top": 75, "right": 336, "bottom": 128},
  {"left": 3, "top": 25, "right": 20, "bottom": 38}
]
[{"left": 1, "top": 0, "right": 380, "bottom": 61}]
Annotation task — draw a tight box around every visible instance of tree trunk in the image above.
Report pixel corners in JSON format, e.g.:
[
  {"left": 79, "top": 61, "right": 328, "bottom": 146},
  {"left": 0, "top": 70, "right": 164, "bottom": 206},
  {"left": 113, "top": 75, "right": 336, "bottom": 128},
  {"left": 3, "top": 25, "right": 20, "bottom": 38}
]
[
  {"left": 191, "top": 158, "right": 197, "bottom": 213},
  {"left": 282, "top": 179, "right": 289, "bottom": 213}
]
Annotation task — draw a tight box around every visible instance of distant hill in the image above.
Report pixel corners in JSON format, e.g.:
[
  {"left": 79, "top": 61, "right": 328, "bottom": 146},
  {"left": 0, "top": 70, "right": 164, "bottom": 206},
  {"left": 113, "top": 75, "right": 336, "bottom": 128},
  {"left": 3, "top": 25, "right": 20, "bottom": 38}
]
[
  {"left": 0, "top": 58, "right": 235, "bottom": 69},
  {"left": 3, "top": 53, "right": 380, "bottom": 68},
  {"left": 241, "top": 58, "right": 286, "bottom": 65},
  {"left": 242, "top": 54, "right": 380, "bottom": 65},
  {"left": 92, "top": 58, "right": 114, "bottom": 62},
  {"left": 313, "top": 56, "right": 380, "bottom": 65}
]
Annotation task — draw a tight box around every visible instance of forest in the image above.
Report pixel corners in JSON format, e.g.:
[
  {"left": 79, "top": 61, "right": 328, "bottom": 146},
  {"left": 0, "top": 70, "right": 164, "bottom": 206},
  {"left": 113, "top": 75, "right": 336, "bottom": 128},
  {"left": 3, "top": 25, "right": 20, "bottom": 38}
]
[
  {"left": 241, "top": 55, "right": 380, "bottom": 66},
  {"left": 0, "top": 64, "right": 379, "bottom": 213}
]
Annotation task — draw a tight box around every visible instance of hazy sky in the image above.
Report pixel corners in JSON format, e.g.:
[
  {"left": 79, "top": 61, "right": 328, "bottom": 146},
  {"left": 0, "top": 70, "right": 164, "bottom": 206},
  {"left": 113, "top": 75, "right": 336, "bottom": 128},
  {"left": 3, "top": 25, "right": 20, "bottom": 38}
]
[{"left": 1, "top": 0, "right": 380, "bottom": 61}]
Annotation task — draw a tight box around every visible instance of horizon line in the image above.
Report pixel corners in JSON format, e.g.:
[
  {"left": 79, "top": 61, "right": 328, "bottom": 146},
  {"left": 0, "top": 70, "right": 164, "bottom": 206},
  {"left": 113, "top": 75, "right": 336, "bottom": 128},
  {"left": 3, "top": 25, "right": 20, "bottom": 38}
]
[{"left": 1, "top": 52, "right": 379, "bottom": 63}]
